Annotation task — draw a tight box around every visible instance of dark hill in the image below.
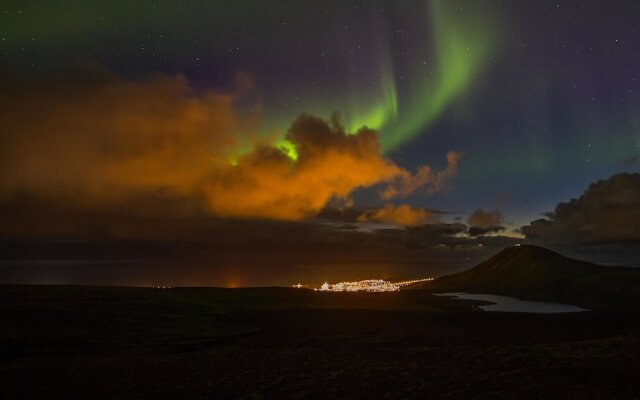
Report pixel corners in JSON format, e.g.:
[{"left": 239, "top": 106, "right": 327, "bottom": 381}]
[{"left": 427, "top": 245, "right": 640, "bottom": 310}]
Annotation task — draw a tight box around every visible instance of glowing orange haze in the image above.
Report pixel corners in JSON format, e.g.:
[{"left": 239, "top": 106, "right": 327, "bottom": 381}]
[
  {"left": 0, "top": 70, "right": 461, "bottom": 225},
  {"left": 358, "top": 204, "right": 431, "bottom": 227}
]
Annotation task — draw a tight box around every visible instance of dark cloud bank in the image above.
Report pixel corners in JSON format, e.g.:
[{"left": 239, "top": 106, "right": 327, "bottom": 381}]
[
  {"left": 521, "top": 173, "right": 640, "bottom": 245},
  {"left": 3, "top": 172, "right": 639, "bottom": 285},
  {"left": 467, "top": 209, "right": 505, "bottom": 237},
  {"left": 519, "top": 173, "right": 640, "bottom": 267}
]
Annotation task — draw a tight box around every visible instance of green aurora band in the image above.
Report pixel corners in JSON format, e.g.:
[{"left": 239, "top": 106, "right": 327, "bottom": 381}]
[
  {"left": 271, "top": 1, "right": 501, "bottom": 160},
  {"left": 377, "top": 0, "right": 499, "bottom": 152},
  {"left": 1, "top": 0, "right": 501, "bottom": 162}
]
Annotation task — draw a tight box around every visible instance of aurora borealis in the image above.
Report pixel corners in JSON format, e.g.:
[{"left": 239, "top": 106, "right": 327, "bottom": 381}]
[
  {"left": 0, "top": 0, "right": 501, "bottom": 153},
  {"left": 1, "top": 0, "right": 640, "bottom": 286}
]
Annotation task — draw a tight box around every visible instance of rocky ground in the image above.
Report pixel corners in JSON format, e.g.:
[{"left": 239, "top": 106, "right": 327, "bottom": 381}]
[{"left": 1, "top": 286, "right": 639, "bottom": 399}]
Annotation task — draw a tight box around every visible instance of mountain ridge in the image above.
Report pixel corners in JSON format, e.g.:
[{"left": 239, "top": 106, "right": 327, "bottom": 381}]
[{"left": 425, "top": 245, "right": 640, "bottom": 310}]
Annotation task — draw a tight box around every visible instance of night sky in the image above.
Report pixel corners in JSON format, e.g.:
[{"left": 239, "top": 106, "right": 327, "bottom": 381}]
[{"left": 1, "top": 1, "right": 639, "bottom": 285}]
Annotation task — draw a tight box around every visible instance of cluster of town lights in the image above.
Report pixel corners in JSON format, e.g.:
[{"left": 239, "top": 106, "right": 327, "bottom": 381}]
[{"left": 293, "top": 278, "right": 433, "bottom": 292}]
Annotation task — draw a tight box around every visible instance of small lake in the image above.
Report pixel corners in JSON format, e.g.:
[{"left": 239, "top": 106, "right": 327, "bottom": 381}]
[{"left": 434, "top": 292, "right": 589, "bottom": 313}]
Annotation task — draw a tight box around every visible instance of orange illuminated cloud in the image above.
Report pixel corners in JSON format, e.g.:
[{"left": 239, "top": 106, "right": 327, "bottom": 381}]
[
  {"left": 380, "top": 151, "right": 463, "bottom": 200},
  {"left": 358, "top": 204, "right": 431, "bottom": 227},
  {"left": 1, "top": 70, "right": 240, "bottom": 210},
  {"left": 0, "top": 69, "right": 461, "bottom": 223},
  {"left": 203, "top": 114, "right": 404, "bottom": 220}
]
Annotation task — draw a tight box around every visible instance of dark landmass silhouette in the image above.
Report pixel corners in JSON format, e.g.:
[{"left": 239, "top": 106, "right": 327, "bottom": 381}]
[
  {"left": 425, "top": 245, "right": 640, "bottom": 310},
  {"left": 2, "top": 246, "right": 640, "bottom": 398}
]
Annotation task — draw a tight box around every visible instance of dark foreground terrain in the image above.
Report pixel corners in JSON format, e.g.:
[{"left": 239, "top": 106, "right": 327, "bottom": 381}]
[{"left": 1, "top": 285, "right": 640, "bottom": 399}]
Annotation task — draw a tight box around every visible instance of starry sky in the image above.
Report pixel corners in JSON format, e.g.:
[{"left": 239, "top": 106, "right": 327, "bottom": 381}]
[
  {"left": 2, "top": 1, "right": 639, "bottom": 226},
  {"left": 1, "top": 1, "right": 640, "bottom": 285}
]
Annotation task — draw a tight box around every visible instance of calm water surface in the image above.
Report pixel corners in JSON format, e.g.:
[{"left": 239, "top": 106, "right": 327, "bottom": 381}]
[{"left": 435, "top": 292, "right": 589, "bottom": 313}]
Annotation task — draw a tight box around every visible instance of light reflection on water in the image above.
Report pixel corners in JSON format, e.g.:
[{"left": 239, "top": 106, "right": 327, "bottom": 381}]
[{"left": 435, "top": 292, "right": 589, "bottom": 313}]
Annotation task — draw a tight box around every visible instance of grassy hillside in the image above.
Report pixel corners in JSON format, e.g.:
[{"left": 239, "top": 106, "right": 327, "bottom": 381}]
[{"left": 427, "top": 245, "right": 640, "bottom": 310}]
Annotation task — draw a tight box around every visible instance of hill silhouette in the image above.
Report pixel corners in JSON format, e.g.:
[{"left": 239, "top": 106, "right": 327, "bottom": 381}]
[{"left": 427, "top": 245, "right": 640, "bottom": 310}]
